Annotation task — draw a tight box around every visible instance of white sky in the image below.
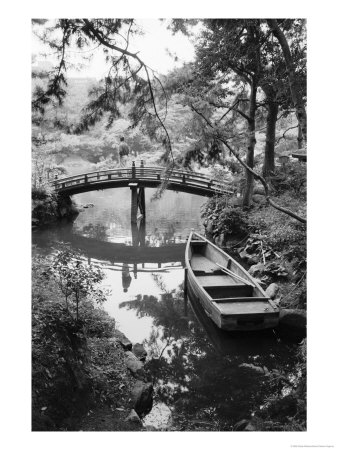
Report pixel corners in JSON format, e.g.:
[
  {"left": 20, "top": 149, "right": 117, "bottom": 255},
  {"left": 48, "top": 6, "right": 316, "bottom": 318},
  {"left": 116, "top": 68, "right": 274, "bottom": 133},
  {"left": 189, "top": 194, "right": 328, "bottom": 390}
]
[{"left": 32, "top": 19, "right": 197, "bottom": 79}]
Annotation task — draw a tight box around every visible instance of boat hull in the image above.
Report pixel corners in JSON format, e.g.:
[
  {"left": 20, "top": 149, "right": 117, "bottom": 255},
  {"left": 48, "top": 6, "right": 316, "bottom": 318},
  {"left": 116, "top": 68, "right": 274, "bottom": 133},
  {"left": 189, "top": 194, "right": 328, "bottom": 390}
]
[
  {"left": 187, "top": 275, "right": 278, "bottom": 331},
  {"left": 185, "top": 233, "right": 279, "bottom": 331}
]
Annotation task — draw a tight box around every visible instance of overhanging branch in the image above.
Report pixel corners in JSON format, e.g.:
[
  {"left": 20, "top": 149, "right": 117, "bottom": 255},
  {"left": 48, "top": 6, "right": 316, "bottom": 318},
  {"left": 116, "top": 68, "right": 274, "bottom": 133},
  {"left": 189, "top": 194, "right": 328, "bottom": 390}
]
[{"left": 190, "top": 105, "right": 306, "bottom": 224}]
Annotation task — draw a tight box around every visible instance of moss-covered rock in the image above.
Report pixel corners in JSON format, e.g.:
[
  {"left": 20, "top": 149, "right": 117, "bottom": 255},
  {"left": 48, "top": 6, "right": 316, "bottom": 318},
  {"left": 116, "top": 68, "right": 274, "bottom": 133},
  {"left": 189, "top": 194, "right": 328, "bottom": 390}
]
[{"left": 32, "top": 187, "right": 79, "bottom": 226}]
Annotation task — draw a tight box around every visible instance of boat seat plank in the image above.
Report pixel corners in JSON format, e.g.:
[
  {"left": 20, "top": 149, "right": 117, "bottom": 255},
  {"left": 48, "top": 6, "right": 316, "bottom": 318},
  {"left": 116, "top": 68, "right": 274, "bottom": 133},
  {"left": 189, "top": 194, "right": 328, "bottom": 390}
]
[
  {"left": 191, "top": 255, "right": 219, "bottom": 273},
  {"left": 196, "top": 274, "right": 242, "bottom": 287}
]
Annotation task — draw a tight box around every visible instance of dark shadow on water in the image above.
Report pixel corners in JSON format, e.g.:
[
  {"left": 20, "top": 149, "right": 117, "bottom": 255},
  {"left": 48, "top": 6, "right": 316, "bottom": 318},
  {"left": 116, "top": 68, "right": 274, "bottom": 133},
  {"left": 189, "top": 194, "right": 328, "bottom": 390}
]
[
  {"left": 32, "top": 222, "right": 185, "bottom": 265},
  {"left": 119, "top": 281, "right": 298, "bottom": 427},
  {"left": 187, "top": 291, "right": 282, "bottom": 358}
]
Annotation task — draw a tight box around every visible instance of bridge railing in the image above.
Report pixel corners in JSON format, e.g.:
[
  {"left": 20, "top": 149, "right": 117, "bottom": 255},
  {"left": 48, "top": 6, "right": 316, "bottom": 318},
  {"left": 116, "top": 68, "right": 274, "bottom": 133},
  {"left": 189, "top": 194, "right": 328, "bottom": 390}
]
[{"left": 51, "top": 164, "right": 233, "bottom": 195}]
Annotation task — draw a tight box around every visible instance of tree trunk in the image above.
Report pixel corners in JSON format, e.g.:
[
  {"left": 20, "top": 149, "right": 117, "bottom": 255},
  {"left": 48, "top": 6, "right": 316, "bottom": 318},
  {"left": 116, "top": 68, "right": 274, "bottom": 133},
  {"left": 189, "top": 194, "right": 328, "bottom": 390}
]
[
  {"left": 242, "top": 82, "right": 257, "bottom": 208},
  {"left": 297, "top": 124, "right": 303, "bottom": 149},
  {"left": 76, "top": 294, "right": 79, "bottom": 321},
  {"left": 267, "top": 19, "right": 307, "bottom": 144},
  {"left": 262, "top": 100, "right": 278, "bottom": 179}
]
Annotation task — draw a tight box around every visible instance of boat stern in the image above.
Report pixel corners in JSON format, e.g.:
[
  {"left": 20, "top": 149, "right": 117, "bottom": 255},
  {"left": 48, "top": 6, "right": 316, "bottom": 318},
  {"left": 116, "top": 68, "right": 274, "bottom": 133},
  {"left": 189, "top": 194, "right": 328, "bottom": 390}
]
[{"left": 220, "top": 311, "right": 280, "bottom": 331}]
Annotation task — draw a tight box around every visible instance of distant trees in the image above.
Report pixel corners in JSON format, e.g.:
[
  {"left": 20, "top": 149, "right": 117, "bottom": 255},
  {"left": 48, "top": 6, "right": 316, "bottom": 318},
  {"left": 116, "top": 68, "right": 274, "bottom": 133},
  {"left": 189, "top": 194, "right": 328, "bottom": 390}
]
[{"left": 32, "top": 19, "right": 175, "bottom": 160}]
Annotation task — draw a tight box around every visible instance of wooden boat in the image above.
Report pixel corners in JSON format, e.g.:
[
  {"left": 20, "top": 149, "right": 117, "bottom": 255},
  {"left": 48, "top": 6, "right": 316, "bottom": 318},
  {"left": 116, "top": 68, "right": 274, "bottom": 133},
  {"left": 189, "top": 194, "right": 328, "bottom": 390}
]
[{"left": 185, "top": 232, "right": 279, "bottom": 331}]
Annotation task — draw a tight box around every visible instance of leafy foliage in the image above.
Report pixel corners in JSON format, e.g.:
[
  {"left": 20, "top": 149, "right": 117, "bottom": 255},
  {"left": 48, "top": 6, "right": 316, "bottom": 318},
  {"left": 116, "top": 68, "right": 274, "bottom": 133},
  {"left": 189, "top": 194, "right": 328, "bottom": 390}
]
[
  {"left": 249, "top": 206, "right": 306, "bottom": 269},
  {"left": 271, "top": 161, "right": 306, "bottom": 197},
  {"left": 32, "top": 254, "right": 132, "bottom": 430},
  {"left": 202, "top": 195, "right": 249, "bottom": 237},
  {"left": 47, "top": 250, "right": 108, "bottom": 321}
]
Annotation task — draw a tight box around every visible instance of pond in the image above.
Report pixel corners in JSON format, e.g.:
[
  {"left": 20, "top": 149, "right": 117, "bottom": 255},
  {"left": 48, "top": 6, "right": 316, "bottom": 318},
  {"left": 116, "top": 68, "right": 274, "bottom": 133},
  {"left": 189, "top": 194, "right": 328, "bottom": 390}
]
[{"left": 32, "top": 186, "right": 299, "bottom": 430}]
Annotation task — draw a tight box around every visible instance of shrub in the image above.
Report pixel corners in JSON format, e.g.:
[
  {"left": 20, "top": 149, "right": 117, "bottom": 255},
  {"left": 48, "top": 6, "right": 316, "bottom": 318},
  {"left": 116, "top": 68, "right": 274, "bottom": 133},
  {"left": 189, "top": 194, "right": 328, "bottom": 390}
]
[
  {"left": 32, "top": 186, "right": 49, "bottom": 200},
  {"left": 48, "top": 250, "right": 108, "bottom": 321},
  {"left": 202, "top": 195, "right": 248, "bottom": 237},
  {"left": 215, "top": 207, "right": 248, "bottom": 236},
  {"left": 248, "top": 205, "right": 306, "bottom": 279},
  {"left": 271, "top": 161, "right": 306, "bottom": 197},
  {"left": 32, "top": 295, "right": 91, "bottom": 430},
  {"left": 32, "top": 255, "right": 116, "bottom": 430}
]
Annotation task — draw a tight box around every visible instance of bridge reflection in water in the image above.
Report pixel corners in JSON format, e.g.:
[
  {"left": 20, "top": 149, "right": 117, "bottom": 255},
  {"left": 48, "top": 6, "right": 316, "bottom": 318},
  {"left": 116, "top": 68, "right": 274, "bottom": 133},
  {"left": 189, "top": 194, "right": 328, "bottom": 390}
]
[{"left": 33, "top": 218, "right": 186, "bottom": 280}]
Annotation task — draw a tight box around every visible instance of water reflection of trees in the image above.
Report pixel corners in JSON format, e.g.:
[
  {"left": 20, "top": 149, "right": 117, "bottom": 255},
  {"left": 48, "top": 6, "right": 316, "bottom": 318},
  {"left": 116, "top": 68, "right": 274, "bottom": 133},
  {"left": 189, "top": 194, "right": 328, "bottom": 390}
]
[
  {"left": 145, "top": 223, "right": 179, "bottom": 247},
  {"left": 119, "top": 279, "right": 297, "bottom": 428},
  {"left": 78, "top": 223, "right": 109, "bottom": 241}
]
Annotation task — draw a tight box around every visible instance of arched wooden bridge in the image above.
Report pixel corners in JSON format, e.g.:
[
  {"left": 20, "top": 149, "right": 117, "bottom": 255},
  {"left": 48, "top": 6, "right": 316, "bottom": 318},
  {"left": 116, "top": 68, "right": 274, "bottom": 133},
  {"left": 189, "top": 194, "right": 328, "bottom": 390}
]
[{"left": 52, "top": 163, "right": 233, "bottom": 197}]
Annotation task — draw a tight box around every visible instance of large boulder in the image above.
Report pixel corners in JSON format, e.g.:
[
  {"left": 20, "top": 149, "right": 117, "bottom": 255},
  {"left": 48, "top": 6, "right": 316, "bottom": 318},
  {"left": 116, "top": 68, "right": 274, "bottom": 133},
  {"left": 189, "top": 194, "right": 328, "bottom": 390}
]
[
  {"left": 253, "top": 186, "right": 265, "bottom": 196},
  {"left": 264, "top": 262, "right": 288, "bottom": 279},
  {"left": 244, "top": 423, "right": 256, "bottom": 431},
  {"left": 228, "top": 197, "right": 242, "bottom": 207},
  {"left": 233, "top": 419, "right": 250, "bottom": 431},
  {"left": 143, "top": 402, "right": 172, "bottom": 430},
  {"left": 215, "top": 233, "right": 225, "bottom": 248},
  {"left": 265, "top": 283, "right": 279, "bottom": 299},
  {"left": 262, "top": 394, "right": 298, "bottom": 419},
  {"left": 248, "top": 263, "right": 265, "bottom": 277},
  {"left": 125, "top": 409, "right": 142, "bottom": 426},
  {"left": 239, "top": 250, "right": 249, "bottom": 261},
  {"left": 233, "top": 419, "right": 256, "bottom": 431},
  {"left": 277, "top": 309, "right": 306, "bottom": 342},
  {"left": 133, "top": 343, "right": 147, "bottom": 361},
  {"left": 205, "top": 221, "right": 213, "bottom": 234},
  {"left": 246, "top": 255, "right": 260, "bottom": 266},
  {"left": 125, "top": 351, "right": 145, "bottom": 379},
  {"left": 131, "top": 380, "right": 153, "bottom": 417},
  {"left": 116, "top": 331, "right": 132, "bottom": 351},
  {"left": 145, "top": 425, "right": 157, "bottom": 431},
  {"left": 239, "top": 363, "right": 268, "bottom": 375},
  {"left": 252, "top": 194, "right": 266, "bottom": 204}
]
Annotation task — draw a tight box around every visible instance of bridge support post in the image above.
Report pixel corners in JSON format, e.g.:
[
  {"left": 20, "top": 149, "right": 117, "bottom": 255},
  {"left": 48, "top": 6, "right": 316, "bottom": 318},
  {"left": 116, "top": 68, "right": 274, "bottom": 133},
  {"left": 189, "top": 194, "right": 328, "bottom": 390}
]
[
  {"left": 138, "top": 219, "right": 146, "bottom": 246},
  {"left": 131, "top": 187, "right": 146, "bottom": 242},
  {"left": 137, "top": 187, "right": 146, "bottom": 218},
  {"left": 131, "top": 187, "right": 138, "bottom": 224},
  {"left": 131, "top": 222, "right": 139, "bottom": 245}
]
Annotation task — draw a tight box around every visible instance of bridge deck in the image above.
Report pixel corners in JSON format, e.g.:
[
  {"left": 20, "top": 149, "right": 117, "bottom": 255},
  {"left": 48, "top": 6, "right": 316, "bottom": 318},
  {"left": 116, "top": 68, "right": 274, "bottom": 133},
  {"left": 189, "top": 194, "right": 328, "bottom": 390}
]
[{"left": 51, "top": 166, "right": 233, "bottom": 197}]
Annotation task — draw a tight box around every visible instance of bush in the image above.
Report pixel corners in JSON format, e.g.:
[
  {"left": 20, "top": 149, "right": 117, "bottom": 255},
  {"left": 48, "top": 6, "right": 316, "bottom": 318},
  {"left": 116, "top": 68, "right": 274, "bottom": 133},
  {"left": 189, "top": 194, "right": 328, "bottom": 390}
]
[
  {"left": 202, "top": 195, "right": 248, "bottom": 237},
  {"left": 271, "top": 161, "right": 306, "bottom": 197},
  {"left": 32, "top": 295, "right": 91, "bottom": 430},
  {"left": 222, "top": 157, "right": 242, "bottom": 174},
  {"left": 248, "top": 205, "right": 306, "bottom": 280},
  {"left": 80, "top": 302, "right": 115, "bottom": 338},
  {"left": 32, "top": 255, "right": 116, "bottom": 430},
  {"left": 216, "top": 207, "right": 248, "bottom": 236},
  {"left": 32, "top": 185, "right": 49, "bottom": 200}
]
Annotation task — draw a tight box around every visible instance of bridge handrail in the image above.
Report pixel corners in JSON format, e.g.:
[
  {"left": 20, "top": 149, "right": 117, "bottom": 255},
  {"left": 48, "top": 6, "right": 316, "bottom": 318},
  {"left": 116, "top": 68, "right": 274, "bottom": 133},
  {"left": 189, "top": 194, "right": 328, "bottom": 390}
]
[
  {"left": 50, "top": 166, "right": 230, "bottom": 183},
  {"left": 51, "top": 166, "right": 233, "bottom": 193},
  {"left": 51, "top": 169, "right": 211, "bottom": 184},
  {"left": 51, "top": 171, "right": 230, "bottom": 187}
]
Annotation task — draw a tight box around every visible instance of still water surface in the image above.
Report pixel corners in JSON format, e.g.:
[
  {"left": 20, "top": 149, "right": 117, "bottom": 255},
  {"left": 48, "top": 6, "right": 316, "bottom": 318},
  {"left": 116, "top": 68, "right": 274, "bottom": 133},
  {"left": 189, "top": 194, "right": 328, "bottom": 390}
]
[{"left": 32, "top": 187, "right": 298, "bottom": 429}]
